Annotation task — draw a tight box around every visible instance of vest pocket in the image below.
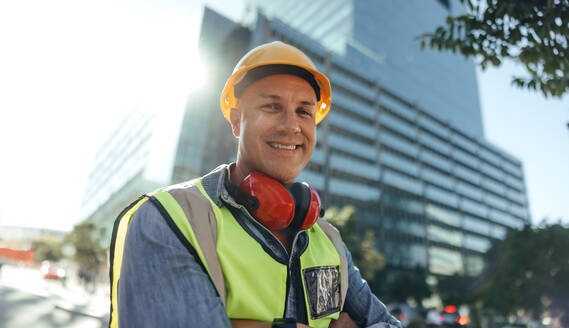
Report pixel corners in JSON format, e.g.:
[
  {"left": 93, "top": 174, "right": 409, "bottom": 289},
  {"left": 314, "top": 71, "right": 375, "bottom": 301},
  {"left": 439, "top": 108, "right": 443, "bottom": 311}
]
[{"left": 302, "top": 265, "right": 340, "bottom": 319}]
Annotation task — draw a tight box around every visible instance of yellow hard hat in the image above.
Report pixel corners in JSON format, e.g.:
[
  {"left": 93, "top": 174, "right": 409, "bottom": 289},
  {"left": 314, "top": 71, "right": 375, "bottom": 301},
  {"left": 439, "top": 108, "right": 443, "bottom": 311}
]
[{"left": 220, "top": 41, "right": 332, "bottom": 125}]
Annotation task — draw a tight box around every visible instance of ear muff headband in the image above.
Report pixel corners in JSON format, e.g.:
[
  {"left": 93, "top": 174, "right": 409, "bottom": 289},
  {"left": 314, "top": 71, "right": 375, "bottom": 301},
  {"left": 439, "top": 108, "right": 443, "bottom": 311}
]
[{"left": 288, "top": 182, "right": 311, "bottom": 231}]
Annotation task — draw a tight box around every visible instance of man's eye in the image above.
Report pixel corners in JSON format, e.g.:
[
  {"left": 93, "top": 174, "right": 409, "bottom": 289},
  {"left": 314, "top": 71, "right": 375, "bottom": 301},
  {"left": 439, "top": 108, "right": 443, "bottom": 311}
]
[
  {"left": 262, "top": 103, "right": 278, "bottom": 110},
  {"left": 298, "top": 108, "right": 313, "bottom": 117}
]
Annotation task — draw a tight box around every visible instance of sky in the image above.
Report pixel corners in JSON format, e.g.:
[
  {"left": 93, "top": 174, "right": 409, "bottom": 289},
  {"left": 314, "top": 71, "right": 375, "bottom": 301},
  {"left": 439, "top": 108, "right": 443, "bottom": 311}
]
[
  {"left": 477, "top": 63, "right": 569, "bottom": 224},
  {"left": 0, "top": 0, "right": 567, "bottom": 231}
]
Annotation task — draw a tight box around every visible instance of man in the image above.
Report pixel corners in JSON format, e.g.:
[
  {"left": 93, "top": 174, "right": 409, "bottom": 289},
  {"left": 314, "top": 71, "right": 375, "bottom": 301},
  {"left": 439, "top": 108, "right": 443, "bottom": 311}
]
[{"left": 110, "top": 41, "right": 400, "bottom": 328}]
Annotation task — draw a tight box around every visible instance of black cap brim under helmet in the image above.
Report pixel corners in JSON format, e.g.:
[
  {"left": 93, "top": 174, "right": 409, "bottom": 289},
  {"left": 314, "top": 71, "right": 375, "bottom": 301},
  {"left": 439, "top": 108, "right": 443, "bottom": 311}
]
[{"left": 233, "top": 64, "right": 321, "bottom": 101}]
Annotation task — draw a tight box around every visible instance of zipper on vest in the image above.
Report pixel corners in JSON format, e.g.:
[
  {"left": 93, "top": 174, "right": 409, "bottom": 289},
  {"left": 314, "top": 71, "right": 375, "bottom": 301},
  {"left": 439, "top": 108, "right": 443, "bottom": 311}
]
[
  {"left": 283, "top": 263, "right": 291, "bottom": 317},
  {"left": 282, "top": 231, "right": 304, "bottom": 319}
]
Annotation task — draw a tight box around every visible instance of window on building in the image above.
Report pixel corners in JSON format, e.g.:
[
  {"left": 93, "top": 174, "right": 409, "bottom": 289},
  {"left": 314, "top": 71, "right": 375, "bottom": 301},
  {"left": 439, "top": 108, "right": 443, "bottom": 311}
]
[
  {"left": 425, "top": 203, "right": 461, "bottom": 227},
  {"left": 425, "top": 185, "right": 459, "bottom": 208},
  {"left": 429, "top": 246, "right": 463, "bottom": 275},
  {"left": 418, "top": 115, "right": 448, "bottom": 139},
  {"left": 334, "top": 89, "right": 376, "bottom": 120},
  {"left": 420, "top": 149, "right": 453, "bottom": 172},
  {"left": 422, "top": 167, "right": 454, "bottom": 190},
  {"left": 455, "top": 164, "right": 481, "bottom": 185},
  {"left": 464, "top": 234, "right": 491, "bottom": 253},
  {"left": 382, "top": 190, "right": 425, "bottom": 215},
  {"left": 481, "top": 177, "right": 506, "bottom": 195},
  {"left": 505, "top": 188, "right": 526, "bottom": 205},
  {"left": 462, "top": 215, "right": 491, "bottom": 235},
  {"left": 385, "top": 241, "right": 428, "bottom": 269},
  {"left": 380, "top": 130, "right": 419, "bottom": 158},
  {"left": 380, "top": 112, "right": 416, "bottom": 138},
  {"left": 328, "top": 132, "right": 376, "bottom": 160},
  {"left": 419, "top": 131, "right": 451, "bottom": 155},
  {"left": 330, "top": 69, "right": 375, "bottom": 101},
  {"left": 327, "top": 111, "right": 376, "bottom": 140},
  {"left": 428, "top": 224, "right": 463, "bottom": 247},
  {"left": 379, "top": 95, "right": 416, "bottom": 121},
  {"left": 383, "top": 169, "right": 423, "bottom": 195},
  {"left": 360, "top": 209, "right": 382, "bottom": 227},
  {"left": 456, "top": 181, "right": 483, "bottom": 201},
  {"left": 504, "top": 174, "right": 525, "bottom": 192},
  {"left": 485, "top": 193, "right": 509, "bottom": 212},
  {"left": 460, "top": 198, "right": 488, "bottom": 217},
  {"left": 480, "top": 147, "right": 503, "bottom": 167},
  {"left": 452, "top": 148, "right": 479, "bottom": 169},
  {"left": 384, "top": 214, "right": 426, "bottom": 238},
  {"left": 451, "top": 132, "right": 478, "bottom": 154},
  {"left": 329, "top": 177, "right": 380, "bottom": 201},
  {"left": 380, "top": 150, "right": 419, "bottom": 176},
  {"left": 481, "top": 163, "right": 504, "bottom": 181},
  {"left": 330, "top": 153, "right": 380, "bottom": 180}
]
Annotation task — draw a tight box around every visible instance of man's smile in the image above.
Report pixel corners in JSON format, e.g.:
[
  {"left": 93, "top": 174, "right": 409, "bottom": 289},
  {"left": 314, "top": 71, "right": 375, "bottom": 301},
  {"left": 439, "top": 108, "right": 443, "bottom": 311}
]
[{"left": 267, "top": 142, "right": 303, "bottom": 150}]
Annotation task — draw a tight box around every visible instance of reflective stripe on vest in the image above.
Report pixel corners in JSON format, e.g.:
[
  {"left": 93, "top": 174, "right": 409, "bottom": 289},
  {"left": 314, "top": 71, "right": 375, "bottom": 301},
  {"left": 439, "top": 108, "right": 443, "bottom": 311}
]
[
  {"left": 109, "top": 178, "right": 347, "bottom": 327},
  {"left": 109, "top": 196, "right": 149, "bottom": 328}
]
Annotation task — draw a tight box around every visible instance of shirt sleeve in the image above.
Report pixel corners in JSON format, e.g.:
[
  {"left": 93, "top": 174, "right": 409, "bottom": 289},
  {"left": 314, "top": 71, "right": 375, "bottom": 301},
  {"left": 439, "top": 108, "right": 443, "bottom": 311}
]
[
  {"left": 118, "top": 201, "right": 231, "bottom": 328},
  {"left": 342, "top": 244, "right": 402, "bottom": 328}
]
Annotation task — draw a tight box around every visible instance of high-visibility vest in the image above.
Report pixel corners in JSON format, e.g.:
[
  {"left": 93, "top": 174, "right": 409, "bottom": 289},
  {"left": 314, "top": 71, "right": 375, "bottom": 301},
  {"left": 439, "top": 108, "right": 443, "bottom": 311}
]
[{"left": 109, "top": 178, "right": 348, "bottom": 328}]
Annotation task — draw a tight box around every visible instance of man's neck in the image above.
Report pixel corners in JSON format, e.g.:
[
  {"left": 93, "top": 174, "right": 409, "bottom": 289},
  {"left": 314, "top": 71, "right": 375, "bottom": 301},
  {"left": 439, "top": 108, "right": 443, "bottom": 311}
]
[{"left": 229, "top": 162, "right": 248, "bottom": 186}]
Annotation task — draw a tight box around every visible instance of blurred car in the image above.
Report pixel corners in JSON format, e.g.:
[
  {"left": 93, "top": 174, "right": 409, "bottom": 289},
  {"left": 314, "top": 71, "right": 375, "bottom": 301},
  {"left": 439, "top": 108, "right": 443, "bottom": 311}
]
[
  {"left": 426, "top": 305, "right": 469, "bottom": 327},
  {"left": 387, "top": 303, "right": 425, "bottom": 328},
  {"left": 40, "top": 261, "right": 66, "bottom": 281},
  {"left": 440, "top": 311, "right": 460, "bottom": 327},
  {"left": 440, "top": 305, "right": 469, "bottom": 327}
]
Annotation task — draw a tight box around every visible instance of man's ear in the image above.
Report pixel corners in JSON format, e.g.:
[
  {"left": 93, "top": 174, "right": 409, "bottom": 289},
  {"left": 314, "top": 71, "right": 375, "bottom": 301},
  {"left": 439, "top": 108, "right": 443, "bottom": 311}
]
[{"left": 229, "top": 107, "right": 241, "bottom": 138}]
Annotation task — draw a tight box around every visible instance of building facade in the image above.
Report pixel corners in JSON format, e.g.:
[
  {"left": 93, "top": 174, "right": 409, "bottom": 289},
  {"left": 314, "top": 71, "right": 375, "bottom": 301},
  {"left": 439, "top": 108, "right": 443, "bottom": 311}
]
[
  {"left": 187, "top": 6, "right": 530, "bottom": 277},
  {"left": 81, "top": 99, "right": 186, "bottom": 235},
  {"left": 244, "top": 0, "right": 484, "bottom": 139},
  {"left": 82, "top": 4, "right": 530, "bottom": 276}
]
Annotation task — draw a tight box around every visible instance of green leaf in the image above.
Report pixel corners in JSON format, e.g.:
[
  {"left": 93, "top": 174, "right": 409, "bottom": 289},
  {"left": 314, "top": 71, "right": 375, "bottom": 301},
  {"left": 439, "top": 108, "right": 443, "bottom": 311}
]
[{"left": 417, "top": 0, "right": 569, "bottom": 99}]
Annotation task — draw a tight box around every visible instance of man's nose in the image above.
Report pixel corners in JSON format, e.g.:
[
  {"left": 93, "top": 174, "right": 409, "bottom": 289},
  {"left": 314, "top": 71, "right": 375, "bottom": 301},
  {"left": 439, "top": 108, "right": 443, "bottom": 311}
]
[{"left": 279, "top": 107, "right": 301, "bottom": 134}]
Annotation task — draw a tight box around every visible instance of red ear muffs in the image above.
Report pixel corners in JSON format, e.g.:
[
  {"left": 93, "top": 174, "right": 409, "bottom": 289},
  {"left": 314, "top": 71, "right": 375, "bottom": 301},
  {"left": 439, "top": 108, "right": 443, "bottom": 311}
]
[{"left": 234, "top": 171, "right": 322, "bottom": 231}]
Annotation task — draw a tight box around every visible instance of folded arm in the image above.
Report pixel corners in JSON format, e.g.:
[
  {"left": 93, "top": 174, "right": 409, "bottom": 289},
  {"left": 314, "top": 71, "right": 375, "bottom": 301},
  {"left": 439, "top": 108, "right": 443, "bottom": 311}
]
[{"left": 342, "top": 244, "right": 402, "bottom": 328}]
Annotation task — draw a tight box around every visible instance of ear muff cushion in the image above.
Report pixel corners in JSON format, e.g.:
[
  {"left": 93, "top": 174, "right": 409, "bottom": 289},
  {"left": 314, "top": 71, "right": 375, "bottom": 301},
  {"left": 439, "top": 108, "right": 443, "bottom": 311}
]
[{"left": 288, "top": 182, "right": 311, "bottom": 231}]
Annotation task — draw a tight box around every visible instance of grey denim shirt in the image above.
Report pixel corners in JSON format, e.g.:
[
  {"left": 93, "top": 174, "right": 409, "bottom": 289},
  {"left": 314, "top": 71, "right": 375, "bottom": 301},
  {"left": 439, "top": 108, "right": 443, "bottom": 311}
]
[{"left": 118, "top": 165, "right": 401, "bottom": 328}]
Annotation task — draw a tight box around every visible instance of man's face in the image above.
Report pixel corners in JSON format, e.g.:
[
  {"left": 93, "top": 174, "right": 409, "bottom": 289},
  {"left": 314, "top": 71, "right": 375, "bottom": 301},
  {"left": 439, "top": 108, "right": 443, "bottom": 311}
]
[{"left": 230, "top": 74, "right": 317, "bottom": 185}]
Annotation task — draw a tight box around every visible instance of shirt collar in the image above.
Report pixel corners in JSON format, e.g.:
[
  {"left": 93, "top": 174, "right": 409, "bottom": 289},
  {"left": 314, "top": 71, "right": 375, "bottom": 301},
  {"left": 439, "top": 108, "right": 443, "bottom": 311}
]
[{"left": 200, "top": 163, "right": 237, "bottom": 207}]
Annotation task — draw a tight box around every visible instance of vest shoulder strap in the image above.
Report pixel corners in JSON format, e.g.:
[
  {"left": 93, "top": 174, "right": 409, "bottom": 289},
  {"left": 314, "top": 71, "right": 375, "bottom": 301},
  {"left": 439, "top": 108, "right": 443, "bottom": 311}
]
[
  {"left": 316, "top": 218, "right": 349, "bottom": 309},
  {"left": 162, "top": 182, "right": 227, "bottom": 306}
]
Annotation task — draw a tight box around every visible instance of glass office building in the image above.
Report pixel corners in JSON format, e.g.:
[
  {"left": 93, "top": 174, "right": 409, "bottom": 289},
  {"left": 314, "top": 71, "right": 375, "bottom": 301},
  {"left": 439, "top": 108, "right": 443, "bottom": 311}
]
[
  {"left": 81, "top": 101, "right": 186, "bottom": 235},
  {"left": 244, "top": 0, "right": 484, "bottom": 139},
  {"left": 83, "top": 3, "right": 530, "bottom": 276}
]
